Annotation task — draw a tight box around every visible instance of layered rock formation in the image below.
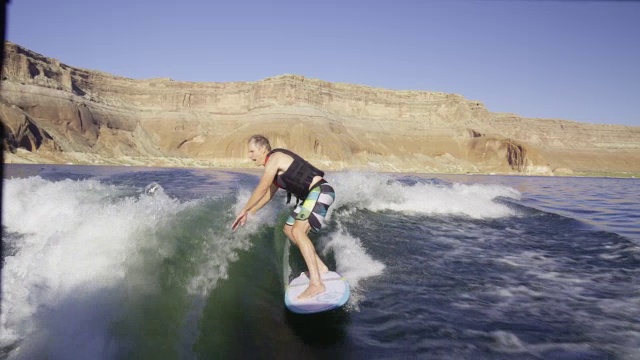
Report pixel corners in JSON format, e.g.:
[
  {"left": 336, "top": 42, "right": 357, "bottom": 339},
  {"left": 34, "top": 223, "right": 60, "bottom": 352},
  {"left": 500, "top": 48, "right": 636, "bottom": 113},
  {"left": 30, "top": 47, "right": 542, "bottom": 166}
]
[{"left": 2, "top": 41, "right": 639, "bottom": 175}]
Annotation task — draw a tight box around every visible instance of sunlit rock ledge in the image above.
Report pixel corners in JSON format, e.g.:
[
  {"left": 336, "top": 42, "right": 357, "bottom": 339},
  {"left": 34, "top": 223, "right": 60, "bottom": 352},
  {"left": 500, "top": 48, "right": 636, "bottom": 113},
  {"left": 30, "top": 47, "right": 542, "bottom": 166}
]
[{"left": 2, "top": 41, "right": 639, "bottom": 177}]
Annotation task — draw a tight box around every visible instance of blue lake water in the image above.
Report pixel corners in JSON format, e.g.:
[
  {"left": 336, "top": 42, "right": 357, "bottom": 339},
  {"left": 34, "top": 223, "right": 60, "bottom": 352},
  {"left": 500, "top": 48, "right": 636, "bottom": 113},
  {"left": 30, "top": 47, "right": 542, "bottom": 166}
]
[{"left": 2, "top": 164, "right": 639, "bottom": 359}]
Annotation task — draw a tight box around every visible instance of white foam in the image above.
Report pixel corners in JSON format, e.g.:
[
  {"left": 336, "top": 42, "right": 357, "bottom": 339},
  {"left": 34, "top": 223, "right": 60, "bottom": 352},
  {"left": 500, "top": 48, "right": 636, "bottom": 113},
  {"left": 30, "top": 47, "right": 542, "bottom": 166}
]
[
  {"left": 1, "top": 177, "right": 193, "bottom": 359},
  {"left": 319, "top": 225, "right": 386, "bottom": 309},
  {"left": 191, "top": 185, "right": 286, "bottom": 290},
  {"left": 329, "top": 171, "right": 520, "bottom": 219},
  {"left": 490, "top": 330, "right": 526, "bottom": 351}
]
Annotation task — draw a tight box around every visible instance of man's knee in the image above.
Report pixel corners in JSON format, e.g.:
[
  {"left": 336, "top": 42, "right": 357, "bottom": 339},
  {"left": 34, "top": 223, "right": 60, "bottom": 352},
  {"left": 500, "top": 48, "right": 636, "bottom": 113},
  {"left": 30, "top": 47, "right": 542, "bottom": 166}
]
[
  {"left": 291, "top": 222, "right": 310, "bottom": 239},
  {"left": 284, "top": 225, "right": 298, "bottom": 244}
]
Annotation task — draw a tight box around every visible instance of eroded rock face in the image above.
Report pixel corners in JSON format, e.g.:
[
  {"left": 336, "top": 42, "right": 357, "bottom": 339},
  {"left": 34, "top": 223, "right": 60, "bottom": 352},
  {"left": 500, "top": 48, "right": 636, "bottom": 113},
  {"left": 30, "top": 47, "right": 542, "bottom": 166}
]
[
  {"left": 466, "top": 133, "right": 547, "bottom": 173},
  {"left": 1, "top": 101, "right": 58, "bottom": 152},
  {"left": 2, "top": 41, "right": 639, "bottom": 175}
]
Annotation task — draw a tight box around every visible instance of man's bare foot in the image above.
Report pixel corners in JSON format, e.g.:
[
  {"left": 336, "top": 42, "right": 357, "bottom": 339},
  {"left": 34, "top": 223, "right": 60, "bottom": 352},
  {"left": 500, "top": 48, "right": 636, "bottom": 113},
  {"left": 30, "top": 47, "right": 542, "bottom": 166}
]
[{"left": 297, "top": 282, "right": 326, "bottom": 300}]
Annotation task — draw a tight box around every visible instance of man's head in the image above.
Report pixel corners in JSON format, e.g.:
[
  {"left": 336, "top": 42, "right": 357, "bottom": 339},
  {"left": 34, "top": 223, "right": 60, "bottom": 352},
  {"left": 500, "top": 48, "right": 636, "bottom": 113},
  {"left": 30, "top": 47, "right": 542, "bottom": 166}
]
[{"left": 247, "top": 135, "right": 271, "bottom": 166}]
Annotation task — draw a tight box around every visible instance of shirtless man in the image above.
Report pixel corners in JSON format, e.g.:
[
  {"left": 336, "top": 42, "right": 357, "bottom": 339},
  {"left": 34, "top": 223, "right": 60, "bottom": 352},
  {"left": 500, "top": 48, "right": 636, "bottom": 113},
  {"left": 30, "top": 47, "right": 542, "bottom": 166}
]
[{"left": 231, "top": 135, "right": 336, "bottom": 299}]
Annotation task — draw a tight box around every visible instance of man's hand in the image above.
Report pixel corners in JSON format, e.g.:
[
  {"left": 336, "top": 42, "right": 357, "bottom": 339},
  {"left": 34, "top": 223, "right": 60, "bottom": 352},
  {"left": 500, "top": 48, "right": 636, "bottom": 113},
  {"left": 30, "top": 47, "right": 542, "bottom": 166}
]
[{"left": 231, "top": 210, "right": 248, "bottom": 231}]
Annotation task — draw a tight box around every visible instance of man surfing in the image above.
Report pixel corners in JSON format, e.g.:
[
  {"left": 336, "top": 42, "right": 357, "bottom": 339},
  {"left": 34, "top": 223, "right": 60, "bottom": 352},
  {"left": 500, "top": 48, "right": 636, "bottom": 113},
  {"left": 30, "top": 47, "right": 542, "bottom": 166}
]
[{"left": 231, "top": 135, "right": 336, "bottom": 300}]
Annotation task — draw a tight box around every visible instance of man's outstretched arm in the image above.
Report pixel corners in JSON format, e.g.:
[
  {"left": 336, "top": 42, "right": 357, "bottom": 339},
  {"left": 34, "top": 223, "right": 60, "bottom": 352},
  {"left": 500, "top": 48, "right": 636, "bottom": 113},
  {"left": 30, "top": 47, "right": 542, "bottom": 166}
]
[
  {"left": 232, "top": 158, "right": 279, "bottom": 231},
  {"left": 249, "top": 183, "right": 279, "bottom": 214}
]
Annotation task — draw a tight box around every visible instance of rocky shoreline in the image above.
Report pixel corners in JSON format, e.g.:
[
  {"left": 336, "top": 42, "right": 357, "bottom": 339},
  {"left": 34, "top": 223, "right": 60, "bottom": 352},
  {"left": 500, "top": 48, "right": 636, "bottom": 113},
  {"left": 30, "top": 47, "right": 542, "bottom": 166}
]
[{"left": 5, "top": 149, "right": 638, "bottom": 179}]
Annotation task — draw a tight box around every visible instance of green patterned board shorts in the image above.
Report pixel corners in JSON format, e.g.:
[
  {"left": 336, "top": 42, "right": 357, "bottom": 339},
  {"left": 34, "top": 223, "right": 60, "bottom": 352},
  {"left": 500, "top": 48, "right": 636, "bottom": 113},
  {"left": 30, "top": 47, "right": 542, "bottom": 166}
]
[{"left": 286, "top": 181, "right": 335, "bottom": 233}]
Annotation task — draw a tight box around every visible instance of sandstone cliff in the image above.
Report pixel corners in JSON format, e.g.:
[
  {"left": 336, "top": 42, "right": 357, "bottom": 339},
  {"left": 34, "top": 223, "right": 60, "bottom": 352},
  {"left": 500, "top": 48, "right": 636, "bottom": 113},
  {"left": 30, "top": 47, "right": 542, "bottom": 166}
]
[{"left": 2, "top": 41, "right": 639, "bottom": 176}]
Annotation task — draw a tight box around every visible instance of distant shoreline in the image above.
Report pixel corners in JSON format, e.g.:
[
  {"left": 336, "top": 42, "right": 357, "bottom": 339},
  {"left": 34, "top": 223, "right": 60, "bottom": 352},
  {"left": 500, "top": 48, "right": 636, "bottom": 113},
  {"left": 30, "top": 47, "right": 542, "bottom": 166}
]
[{"left": 4, "top": 154, "right": 638, "bottom": 179}]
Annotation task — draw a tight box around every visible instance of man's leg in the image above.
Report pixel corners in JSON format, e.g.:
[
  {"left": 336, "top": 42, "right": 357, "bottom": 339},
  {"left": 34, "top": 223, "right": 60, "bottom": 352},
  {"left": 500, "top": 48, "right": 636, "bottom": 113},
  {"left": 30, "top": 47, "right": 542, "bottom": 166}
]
[
  {"left": 284, "top": 226, "right": 329, "bottom": 273},
  {"left": 283, "top": 183, "right": 335, "bottom": 299},
  {"left": 289, "top": 220, "right": 326, "bottom": 299}
]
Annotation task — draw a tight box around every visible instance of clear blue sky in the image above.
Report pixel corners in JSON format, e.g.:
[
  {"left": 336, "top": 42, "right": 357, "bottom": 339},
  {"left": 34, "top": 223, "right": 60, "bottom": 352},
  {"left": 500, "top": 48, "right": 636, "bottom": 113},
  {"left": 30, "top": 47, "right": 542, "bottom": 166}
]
[{"left": 6, "top": 0, "right": 640, "bottom": 126}]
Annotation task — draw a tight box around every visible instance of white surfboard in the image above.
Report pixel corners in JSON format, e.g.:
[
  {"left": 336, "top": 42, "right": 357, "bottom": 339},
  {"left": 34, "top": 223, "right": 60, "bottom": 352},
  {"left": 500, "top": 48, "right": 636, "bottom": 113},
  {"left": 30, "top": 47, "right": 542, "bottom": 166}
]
[{"left": 285, "top": 271, "right": 350, "bottom": 314}]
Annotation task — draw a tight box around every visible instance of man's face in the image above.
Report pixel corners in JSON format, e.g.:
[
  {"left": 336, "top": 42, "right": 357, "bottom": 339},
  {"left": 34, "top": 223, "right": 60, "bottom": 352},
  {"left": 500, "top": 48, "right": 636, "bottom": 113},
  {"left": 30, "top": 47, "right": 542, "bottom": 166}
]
[{"left": 248, "top": 141, "right": 266, "bottom": 166}]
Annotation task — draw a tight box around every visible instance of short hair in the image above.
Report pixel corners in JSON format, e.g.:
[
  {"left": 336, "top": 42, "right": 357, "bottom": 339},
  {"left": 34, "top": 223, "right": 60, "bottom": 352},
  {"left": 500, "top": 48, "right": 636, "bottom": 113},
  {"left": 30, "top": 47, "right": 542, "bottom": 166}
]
[{"left": 248, "top": 134, "right": 272, "bottom": 151}]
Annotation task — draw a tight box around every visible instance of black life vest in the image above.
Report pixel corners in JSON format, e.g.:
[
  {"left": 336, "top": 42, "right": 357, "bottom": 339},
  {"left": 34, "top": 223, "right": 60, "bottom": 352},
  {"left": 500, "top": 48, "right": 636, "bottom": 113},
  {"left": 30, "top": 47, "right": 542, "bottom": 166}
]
[{"left": 267, "top": 148, "right": 324, "bottom": 203}]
